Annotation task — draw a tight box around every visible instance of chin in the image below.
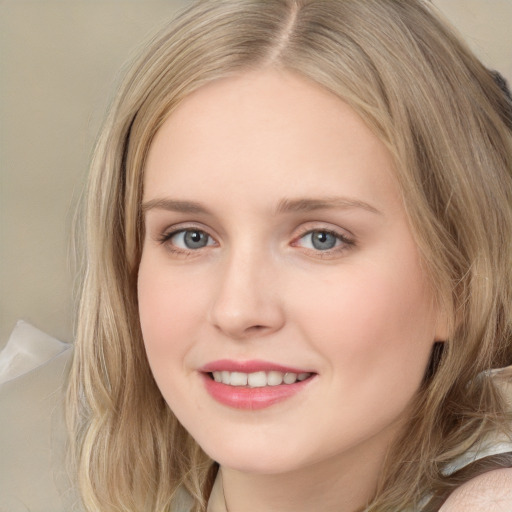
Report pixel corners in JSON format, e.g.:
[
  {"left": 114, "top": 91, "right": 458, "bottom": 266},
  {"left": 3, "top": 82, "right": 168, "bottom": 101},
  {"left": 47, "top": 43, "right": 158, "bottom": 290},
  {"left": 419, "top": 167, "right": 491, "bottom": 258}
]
[
  {"left": 202, "top": 440, "right": 310, "bottom": 475},
  {"left": 217, "top": 456, "right": 300, "bottom": 475}
]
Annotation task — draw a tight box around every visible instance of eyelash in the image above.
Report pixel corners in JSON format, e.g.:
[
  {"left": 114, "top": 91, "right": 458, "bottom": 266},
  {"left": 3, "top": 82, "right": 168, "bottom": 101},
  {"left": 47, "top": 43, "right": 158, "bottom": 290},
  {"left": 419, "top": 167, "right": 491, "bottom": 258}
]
[
  {"left": 291, "top": 227, "right": 355, "bottom": 257},
  {"left": 157, "top": 225, "right": 355, "bottom": 257},
  {"left": 157, "top": 227, "right": 216, "bottom": 256}
]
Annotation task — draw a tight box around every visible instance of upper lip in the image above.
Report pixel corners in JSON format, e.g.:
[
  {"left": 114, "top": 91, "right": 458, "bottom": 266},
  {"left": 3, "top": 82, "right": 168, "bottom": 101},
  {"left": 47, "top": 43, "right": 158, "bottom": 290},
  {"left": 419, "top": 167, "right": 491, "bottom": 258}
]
[{"left": 199, "top": 359, "right": 314, "bottom": 374}]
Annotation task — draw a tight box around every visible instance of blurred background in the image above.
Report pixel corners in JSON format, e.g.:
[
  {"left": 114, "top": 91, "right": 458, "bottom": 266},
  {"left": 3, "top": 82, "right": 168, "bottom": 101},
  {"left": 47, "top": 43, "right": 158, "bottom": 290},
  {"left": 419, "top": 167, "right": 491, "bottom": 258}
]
[{"left": 1, "top": 0, "right": 511, "bottom": 348}]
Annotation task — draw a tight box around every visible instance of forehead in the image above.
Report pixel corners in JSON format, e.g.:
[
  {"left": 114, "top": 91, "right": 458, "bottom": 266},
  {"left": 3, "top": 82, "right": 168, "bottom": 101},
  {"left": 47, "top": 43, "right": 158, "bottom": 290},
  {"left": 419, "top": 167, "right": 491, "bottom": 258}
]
[{"left": 143, "top": 69, "right": 401, "bottom": 215}]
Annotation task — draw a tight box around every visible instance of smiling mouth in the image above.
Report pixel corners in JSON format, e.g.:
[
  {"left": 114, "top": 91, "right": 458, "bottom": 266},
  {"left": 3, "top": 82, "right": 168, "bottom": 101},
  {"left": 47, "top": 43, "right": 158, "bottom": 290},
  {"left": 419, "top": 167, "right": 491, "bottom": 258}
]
[
  {"left": 202, "top": 365, "right": 316, "bottom": 409},
  {"left": 208, "top": 370, "right": 314, "bottom": 387}
]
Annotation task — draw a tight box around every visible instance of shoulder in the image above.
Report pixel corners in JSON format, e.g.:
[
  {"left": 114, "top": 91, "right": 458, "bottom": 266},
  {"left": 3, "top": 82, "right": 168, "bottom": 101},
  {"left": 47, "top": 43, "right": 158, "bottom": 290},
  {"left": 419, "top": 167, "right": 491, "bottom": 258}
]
[{"left": 440, "top": 468, "right": 512, "bottom": 512}]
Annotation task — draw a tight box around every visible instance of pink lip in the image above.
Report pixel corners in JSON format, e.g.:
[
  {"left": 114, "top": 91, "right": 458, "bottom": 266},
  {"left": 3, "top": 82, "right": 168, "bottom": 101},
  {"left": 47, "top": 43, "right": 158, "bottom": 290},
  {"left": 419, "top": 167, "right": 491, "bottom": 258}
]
[
  {"left": 199, "top": 360, "right": 316, "bottom": 410},
  {"left": 200, "top": 359, "right": 312, "bottom": 374}
]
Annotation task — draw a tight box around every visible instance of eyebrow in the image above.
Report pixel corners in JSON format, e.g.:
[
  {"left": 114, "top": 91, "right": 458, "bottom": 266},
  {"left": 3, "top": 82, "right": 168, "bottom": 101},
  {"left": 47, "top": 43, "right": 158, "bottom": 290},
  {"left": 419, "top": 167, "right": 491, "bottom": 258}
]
[
  {"left": 141, "top": 196, "right": 382, "bottom": 216},
  {"left": 274, "top": 197, "right": 382, "bottom": 215},
  {"left": 141, "top": 198, "right": 212, "bottom": 214}
]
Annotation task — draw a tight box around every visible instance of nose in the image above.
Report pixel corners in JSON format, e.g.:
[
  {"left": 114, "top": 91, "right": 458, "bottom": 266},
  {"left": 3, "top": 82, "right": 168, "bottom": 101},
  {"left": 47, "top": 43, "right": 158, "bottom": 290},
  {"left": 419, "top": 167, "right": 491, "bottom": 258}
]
[{"left": 208, "top": 247, "right": 286, "bottom": 340}]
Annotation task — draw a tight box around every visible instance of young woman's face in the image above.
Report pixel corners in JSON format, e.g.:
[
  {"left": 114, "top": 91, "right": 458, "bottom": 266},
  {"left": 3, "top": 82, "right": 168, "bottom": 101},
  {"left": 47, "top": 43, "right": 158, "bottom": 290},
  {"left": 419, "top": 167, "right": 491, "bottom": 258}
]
[{"left": 138, "top": 69, "right": 446, "bottom": 476}]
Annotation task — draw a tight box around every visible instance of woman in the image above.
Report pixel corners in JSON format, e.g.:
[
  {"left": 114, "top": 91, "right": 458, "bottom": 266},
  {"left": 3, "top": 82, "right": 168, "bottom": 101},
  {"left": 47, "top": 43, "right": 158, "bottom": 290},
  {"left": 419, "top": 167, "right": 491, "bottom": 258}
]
[{"left": 67, "top": 1, "right": 512, "bottom": 510}]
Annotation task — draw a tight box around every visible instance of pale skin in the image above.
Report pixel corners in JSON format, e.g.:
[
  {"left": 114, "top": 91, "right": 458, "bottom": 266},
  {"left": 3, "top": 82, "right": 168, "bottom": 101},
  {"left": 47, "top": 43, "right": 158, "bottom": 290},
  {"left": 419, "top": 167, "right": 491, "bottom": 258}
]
[
  {"left": 441, "top": 469, "right": 512, "bottom": 511},
  {"left": 137, "top": 69, "right": 512, "bottom": 511}
]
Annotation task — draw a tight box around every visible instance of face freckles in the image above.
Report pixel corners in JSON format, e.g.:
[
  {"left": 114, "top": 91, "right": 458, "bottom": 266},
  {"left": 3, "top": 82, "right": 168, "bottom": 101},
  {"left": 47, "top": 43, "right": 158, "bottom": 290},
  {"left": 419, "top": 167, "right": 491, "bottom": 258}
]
[{"left": 137, "top": 69, "right": 446, "bottom": 479}]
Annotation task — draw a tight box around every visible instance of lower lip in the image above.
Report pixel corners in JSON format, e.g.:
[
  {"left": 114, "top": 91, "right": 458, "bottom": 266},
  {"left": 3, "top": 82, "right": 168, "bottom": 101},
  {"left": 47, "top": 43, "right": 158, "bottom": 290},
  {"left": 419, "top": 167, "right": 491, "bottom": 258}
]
[{"left": 201, "top": 373, "right": 314, "bottom": 410}]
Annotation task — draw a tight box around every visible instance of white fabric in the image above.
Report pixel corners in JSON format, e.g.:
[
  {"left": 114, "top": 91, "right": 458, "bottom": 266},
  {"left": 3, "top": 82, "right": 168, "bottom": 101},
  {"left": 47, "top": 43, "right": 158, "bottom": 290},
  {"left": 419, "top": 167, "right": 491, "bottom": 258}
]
[
  {"left": 443, "top": 435, "right": 512, "bottom": 476},
  {"left": 0, "top": 320, "right": 70, "bottom": 385}
]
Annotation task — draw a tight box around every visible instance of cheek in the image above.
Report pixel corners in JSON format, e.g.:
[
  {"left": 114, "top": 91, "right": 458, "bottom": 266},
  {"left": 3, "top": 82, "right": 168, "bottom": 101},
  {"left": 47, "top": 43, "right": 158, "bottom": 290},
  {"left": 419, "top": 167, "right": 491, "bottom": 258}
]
[
  {"left": 137, "top": 255, "right": 207, "bottom": 370},
  {"left": 295, "top": 264, "right": 436, "bottom": 443},
  {"left": 291, "top": 254, "right": 436, "bottom": 384}
]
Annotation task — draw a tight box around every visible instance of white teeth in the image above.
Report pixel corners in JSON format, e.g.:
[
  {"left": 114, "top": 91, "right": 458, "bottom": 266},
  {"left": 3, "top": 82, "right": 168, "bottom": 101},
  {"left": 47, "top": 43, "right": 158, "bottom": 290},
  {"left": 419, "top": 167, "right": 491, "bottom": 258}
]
[
  {"left": 283, "top": 372, "right": 297, "bottom": 384},
  {"left": 210, "top": 370, "right": 312, "bottom": 387},
  {"left": 247, "top": 371, "right": 267, "bottom": 387},
  {"left": 230, "top": 372, "right": 248, "bottom": 386},
  {"left": 267, "top": 371, "right": 283, "bottom": 386}
]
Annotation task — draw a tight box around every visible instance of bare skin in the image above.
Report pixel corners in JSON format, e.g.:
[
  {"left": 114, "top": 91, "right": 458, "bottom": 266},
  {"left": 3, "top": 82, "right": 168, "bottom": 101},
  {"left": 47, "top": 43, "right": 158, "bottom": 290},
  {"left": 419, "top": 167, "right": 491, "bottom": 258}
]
[
  {"left": 139, "top": 68, "right": 449, "bottom": 512},
  {"left": 441, "top": 468, "right": 512, "bottom": 512}
]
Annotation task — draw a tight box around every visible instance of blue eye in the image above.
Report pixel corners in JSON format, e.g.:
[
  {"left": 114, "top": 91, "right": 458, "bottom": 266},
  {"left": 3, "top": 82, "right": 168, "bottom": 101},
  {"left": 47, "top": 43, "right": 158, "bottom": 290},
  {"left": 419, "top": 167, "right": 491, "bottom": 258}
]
[
  {"left": 168, "top": 229, "right": 214, "bottom": 250},
  {"left": 308, "top": 231, "right": 338, "bottom": 250},
  {"left": 296, "top": 230, "right": 351, "bottom": 251}
]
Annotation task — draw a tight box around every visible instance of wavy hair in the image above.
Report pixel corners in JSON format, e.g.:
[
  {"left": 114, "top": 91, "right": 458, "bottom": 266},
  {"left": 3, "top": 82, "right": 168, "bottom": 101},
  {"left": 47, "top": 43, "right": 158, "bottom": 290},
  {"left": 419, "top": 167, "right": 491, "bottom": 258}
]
[{"left": 67, "top": 1, "right": 512, "bottom": 510}]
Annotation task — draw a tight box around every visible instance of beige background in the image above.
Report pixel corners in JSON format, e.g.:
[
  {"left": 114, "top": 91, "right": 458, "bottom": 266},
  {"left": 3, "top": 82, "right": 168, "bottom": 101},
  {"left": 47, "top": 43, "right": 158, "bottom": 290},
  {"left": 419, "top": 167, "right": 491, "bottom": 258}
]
[{"left": 1, "top": 0, "right": 511, "bottom": 348}]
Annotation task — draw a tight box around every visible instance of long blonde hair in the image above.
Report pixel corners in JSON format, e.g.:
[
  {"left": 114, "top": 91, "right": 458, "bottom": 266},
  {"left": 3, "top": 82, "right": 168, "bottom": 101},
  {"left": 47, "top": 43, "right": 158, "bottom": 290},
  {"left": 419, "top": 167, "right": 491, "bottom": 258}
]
[{"left": 67, "top": 1, "right": 512, "bottom": 510}]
